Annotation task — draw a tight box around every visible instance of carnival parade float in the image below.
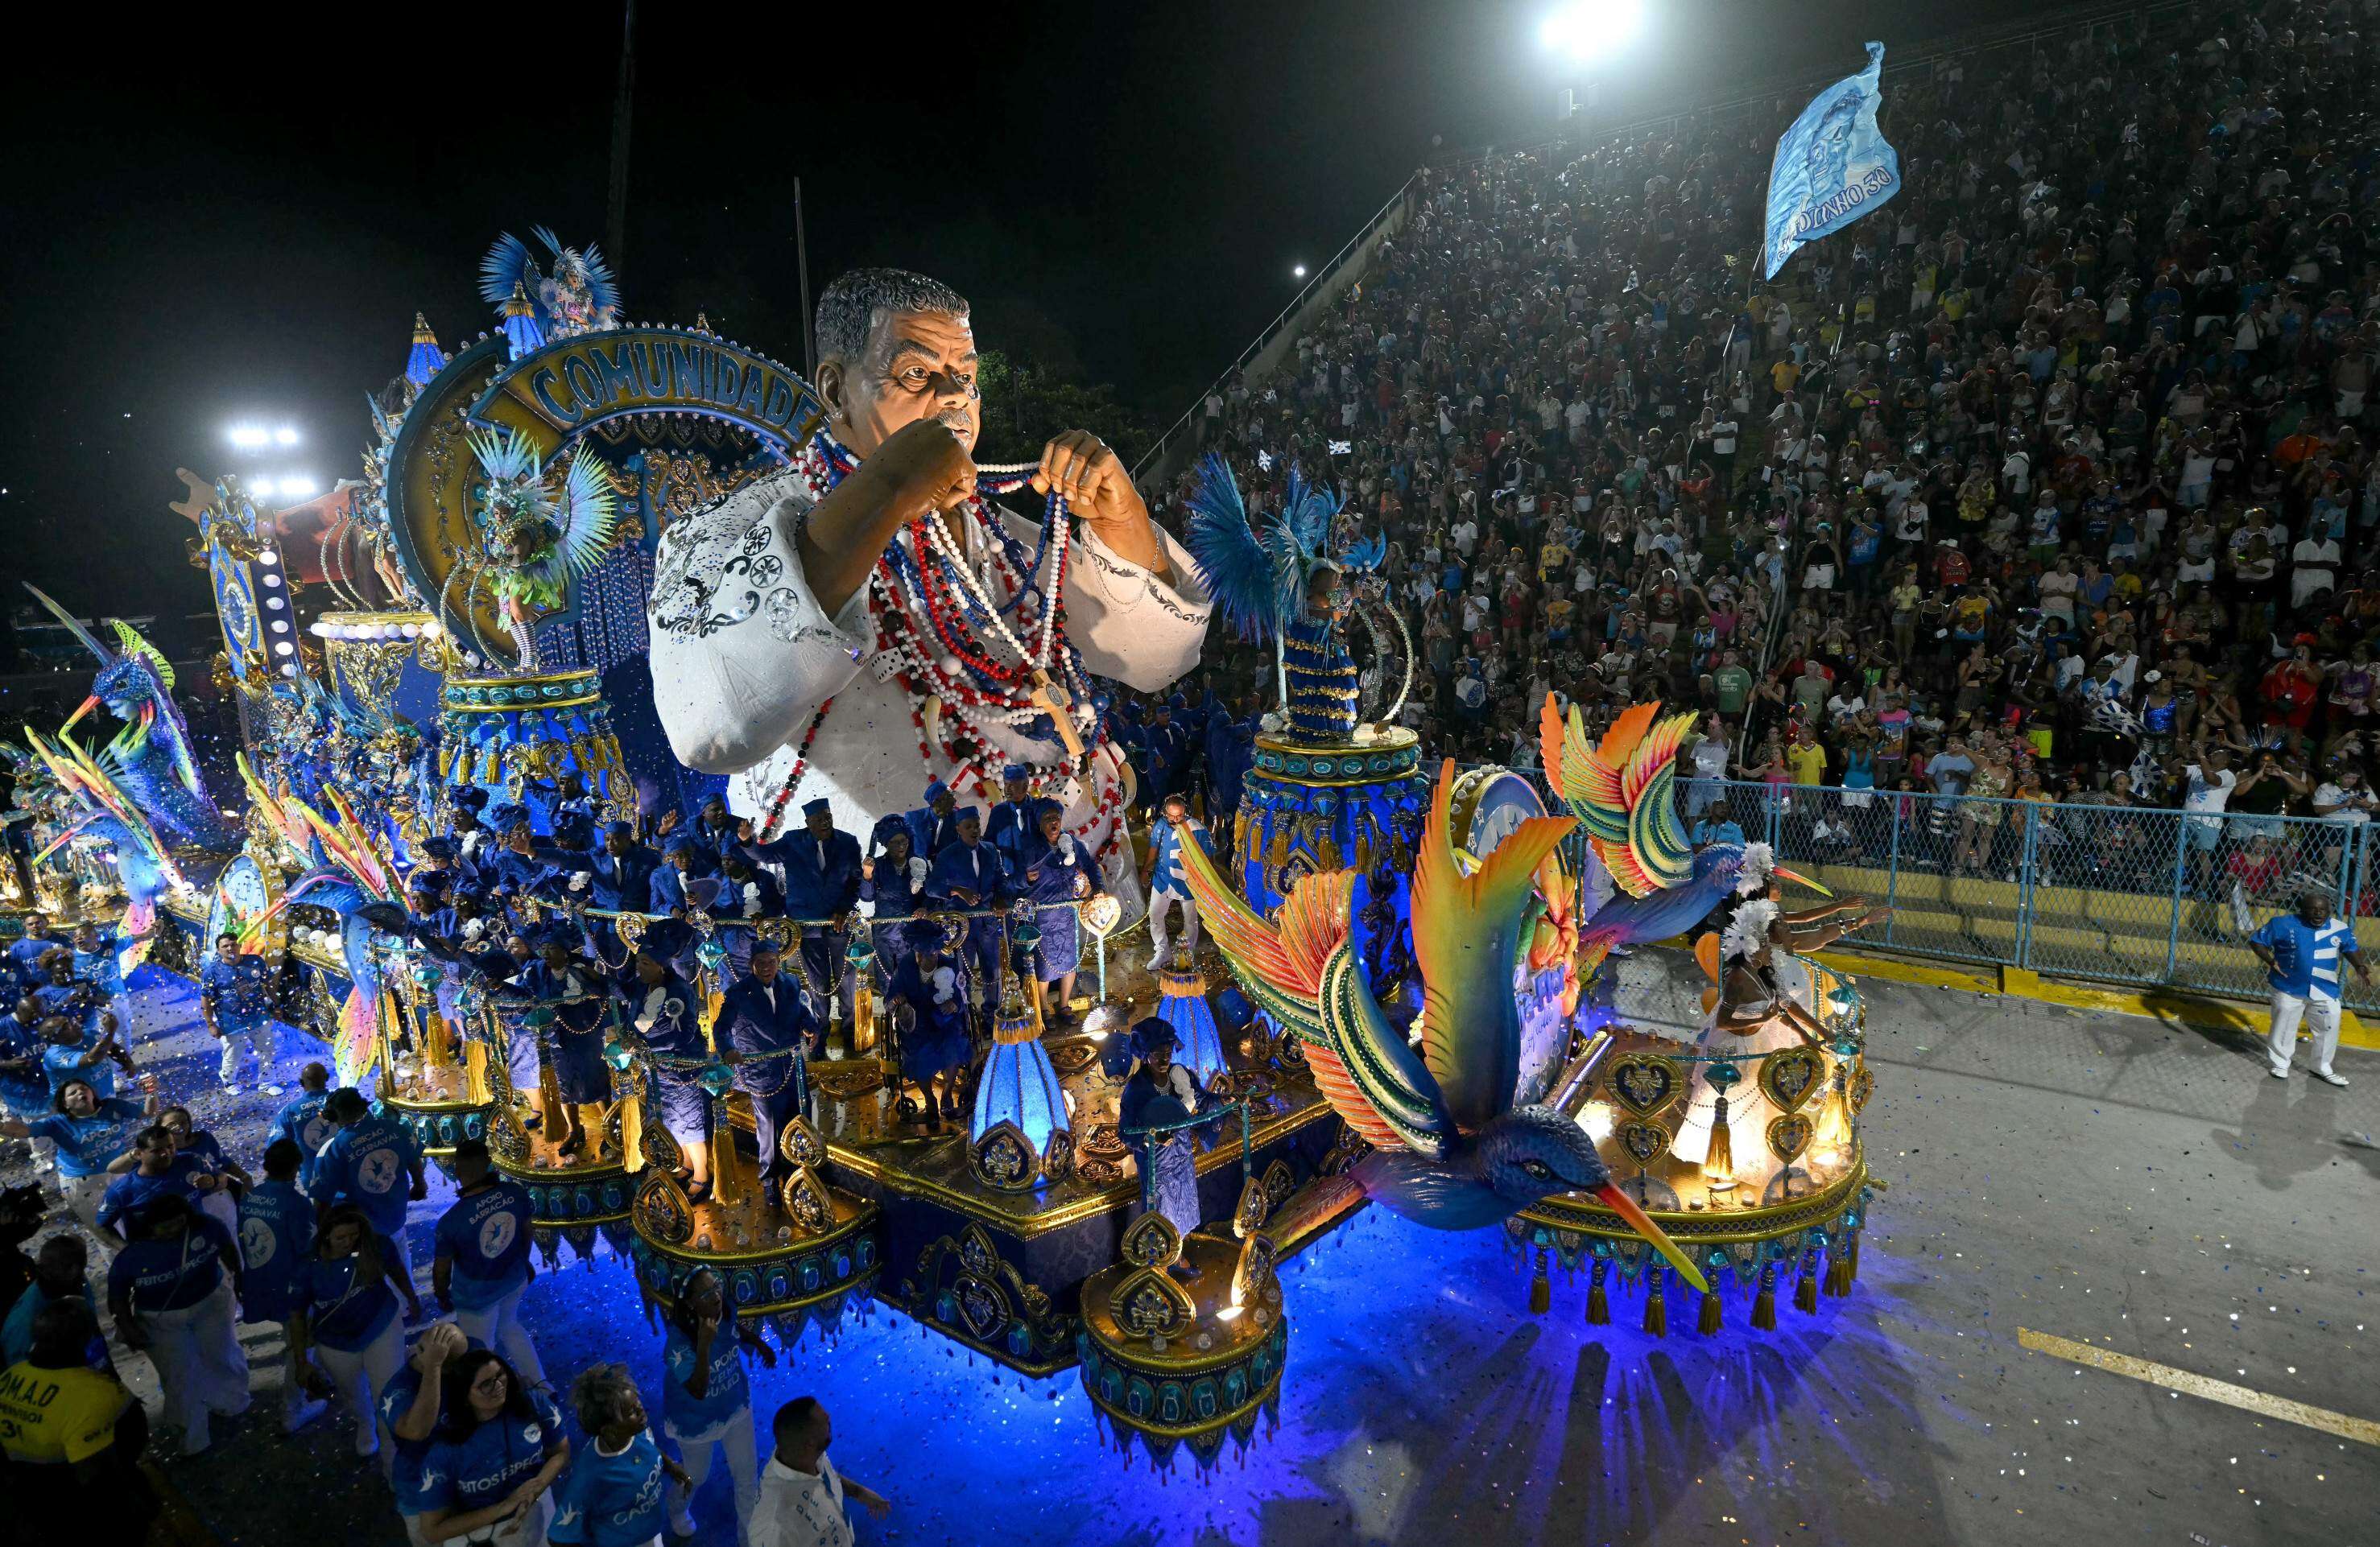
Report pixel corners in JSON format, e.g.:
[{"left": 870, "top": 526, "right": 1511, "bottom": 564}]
[{"left": 0, "top": 232, "right": 1878, "bottom": 1476}]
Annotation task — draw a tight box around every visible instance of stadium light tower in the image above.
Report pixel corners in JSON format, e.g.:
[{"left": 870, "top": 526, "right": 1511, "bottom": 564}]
[
  {"left": 1543, "top": 0, "right": 1645, "bottom": 132},
  {"left": 1541, "top": 0, "right": 1643, "bottom": 62}
]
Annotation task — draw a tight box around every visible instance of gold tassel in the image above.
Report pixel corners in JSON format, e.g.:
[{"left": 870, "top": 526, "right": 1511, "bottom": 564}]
[
  {"left": 1642, "top": 1264, "right": 1667, "bottom": 1337},
  {"left": 1698, "top": 1288, "right": 1723, "bottom": 1335},
  {"left": 1825, "top": 1244, "right": 1854, "bottom": 1297},
  {"left": 1527, "top": 1248, "right": 1551, "bottom": 1314},
  {"left": 1702, "top": 1093, "right": 1736, "bottom": 1190},
  {"left": 1794, "top": 1252, "right": 1820, "bottom": 1313},
  {"left": 1751, "top": 1263, "right": 1778, "bottom": 1330},
  {"left": 1849, "top": 1232, "right": 1862, "bottom": 1282},
  {"left": 1585, "top": 1257, "right": 1609, "bottom": 1324}
]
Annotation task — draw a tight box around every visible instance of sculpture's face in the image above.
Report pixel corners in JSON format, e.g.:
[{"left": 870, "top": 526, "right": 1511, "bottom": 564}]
[{"left": 829, "top": 308, "right": 980, "bottom": 457}]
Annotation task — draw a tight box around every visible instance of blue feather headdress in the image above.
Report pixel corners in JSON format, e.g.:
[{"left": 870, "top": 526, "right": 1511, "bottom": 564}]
[
  {"left": 479, "top": 226, "right": 622, "bottom": 337},
  {"left": 1183, "top": 453, "right": 1381, "bottom": 644}
]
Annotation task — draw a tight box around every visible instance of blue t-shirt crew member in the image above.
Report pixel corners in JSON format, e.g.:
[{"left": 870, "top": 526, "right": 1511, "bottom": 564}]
[
  {"left": 3, "top": 1080, "right": 152, "bottom": 1240},
  {"left": 105, "top": 1196, "right": 248, "bottom": 1456},
  {"left": 271, "top": 1062, "right": 336, "bottom": 1189},
  {"left": 235, "top": 1138, "right": 331, "bottom": 1434},
  {"left": 409, "top": 1332, "right": 570, "bottom": 1547},
  {"left": 659, "top": 1268, "right": 775, "bottom": 1540},
  {"left": 2249, "top": 885, "right": 2370, "bottom": 1084},
  {"left": 433, "top": 1138, "right": 544, "bottom": 1388},
  {"left": 199, "top": 932, "right": 279, "bottom": 1095},
  {"left": 290, "top": 1203, "right": 422, "bottom": 1471},
  {"left": 308, "top": 1088, "right": 428, "bottom": 1277},
  {"left": 552, "top": 1364, "right": 688, "bottom": 1547}
]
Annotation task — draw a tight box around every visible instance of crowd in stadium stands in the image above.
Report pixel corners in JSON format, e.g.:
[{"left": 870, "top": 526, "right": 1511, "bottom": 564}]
[{"left": 1112, "top": 0, "right": 2380, "bottom": 904}]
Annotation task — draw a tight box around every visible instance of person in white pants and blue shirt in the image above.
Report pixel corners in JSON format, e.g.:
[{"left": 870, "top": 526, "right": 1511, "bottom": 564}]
[
  {"left": 432, "top": 1138, "right": 545, "bottom": 1388},
  {"left": 663, "top": 1267, "right": 778, "bottom": 1542},
  {"left": 2248, "top": 885, "right": 2369, "bottom": 1084},
  {"left": 105, "top": 1193, "right": 249, "bottom": 1454},
  {"left": 1146, "top": 794, "right": 1209, "bottom": 970}
]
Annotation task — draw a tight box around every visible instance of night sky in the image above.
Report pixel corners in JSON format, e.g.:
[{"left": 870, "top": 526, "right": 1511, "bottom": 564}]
[{"left": 2, "top": 0, "right": 2078, "bottom": 630}]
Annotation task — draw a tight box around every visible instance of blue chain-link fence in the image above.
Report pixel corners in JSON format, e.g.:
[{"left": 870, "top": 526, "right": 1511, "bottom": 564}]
[{"left": 1669, "top": 778, "right": 2380, "bottom": 1013}]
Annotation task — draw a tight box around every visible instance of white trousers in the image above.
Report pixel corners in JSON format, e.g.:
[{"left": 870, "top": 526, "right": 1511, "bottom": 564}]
[
  {"left": 316, "top": 1314, "right": 404, "bottom": 1466},
  {"left": 2267, "top": 991, "right": 2344, "bottom": 1077},
  {"left": 454, "top": 1281, "right": 544, "bottom": 1388},
  {"left": 668, "top": 1405, "right": 759, "bottom": 1541},
  {"left": 218, "top": 1021, "right": 277, "bottom": 1083},
  {"left": 1147, "top": 890, "right": 1200, "bottom": 967},
  {"left": 145, "top": 1279, "right": 250, "bottom": 1454},
  {"left": 199, "top": 1187, "right": 242, "bottom": 1260},
  {"left": 60, "top": 1171, "right": 113, "bottom": 1245}
]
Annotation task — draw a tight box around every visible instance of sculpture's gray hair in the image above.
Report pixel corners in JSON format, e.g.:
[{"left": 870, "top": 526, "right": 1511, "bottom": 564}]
[{"left": 815, "top": 268, "right": 971, "bottom": 365}]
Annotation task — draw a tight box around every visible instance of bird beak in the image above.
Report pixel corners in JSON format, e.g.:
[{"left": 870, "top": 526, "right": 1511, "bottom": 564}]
[
  {"left": 1771, "top": 864, "right": 1831, "bottom": 896},
  {"left": 1595, "top": 1183, "right": 1710, "bottom": 1295},
  {"left": 63, "top": 696, "right": 100, "bottom": 732}
]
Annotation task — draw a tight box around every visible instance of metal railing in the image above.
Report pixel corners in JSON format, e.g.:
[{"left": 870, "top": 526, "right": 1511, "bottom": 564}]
[
  {"left": 1132, "top": 176, "right": 1419, "bottom": 481},
  {"left": 1678, "top": 777, "right": 2380, "bottom": 1013}
]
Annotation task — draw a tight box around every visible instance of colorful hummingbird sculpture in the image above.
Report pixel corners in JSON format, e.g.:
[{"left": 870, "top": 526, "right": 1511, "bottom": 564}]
[
  {"left": 1178, "top": 757, "right": 1708, "bottom": 1292},
  {"left": 1543, "top": 696, "right": 1825, "bottom": 974}
]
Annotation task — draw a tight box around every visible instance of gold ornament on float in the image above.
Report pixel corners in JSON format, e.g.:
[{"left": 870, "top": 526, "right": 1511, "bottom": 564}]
[
  {"left": 1759, "top": 1046, "right": 1825, "bottom": 1112},
  {"left": 1766, "top": 1112, "right": 1816, "bottom": 1165},
  {"left": 1604, "top": 1053, "right": 1682, "bottom": 1118}
]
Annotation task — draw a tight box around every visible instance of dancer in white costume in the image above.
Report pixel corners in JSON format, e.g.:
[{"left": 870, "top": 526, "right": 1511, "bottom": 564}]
[
  {"left": 1669, "top": 889, "right": 1883, "bottom": 1171},
  {"left": 650, "top": 270, "right": 1211, "bottom": 921}
]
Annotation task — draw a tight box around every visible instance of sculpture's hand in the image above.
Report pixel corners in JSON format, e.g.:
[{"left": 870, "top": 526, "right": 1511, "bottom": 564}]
[
  {"left": 1035, "top": 431, "right": 1166, "bottom": 575},
  {"left": 870, "top": 419, "right": 977, "bottom": 518}
]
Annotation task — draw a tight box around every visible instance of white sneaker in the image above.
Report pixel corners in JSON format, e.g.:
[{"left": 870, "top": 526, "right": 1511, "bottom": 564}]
[
  {"left": 260, "top": 1084, "right": 284, "bottom": 1096},
  {"left": 2312, "top": 1068, "right": 2349, "bottom": 1087},
  {"left": 220, "top": 1084, "right": 242, "bottom": 1096},
  {"left": 2267, "top": 1066, "right": 2290, "bottom": 1079},
  {"left": 282, "top": 1399, "right": 328, "bottom": 1434}
]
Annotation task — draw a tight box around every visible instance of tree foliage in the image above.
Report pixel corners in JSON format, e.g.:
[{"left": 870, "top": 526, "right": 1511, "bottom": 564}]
[{"left": 974, "top": 349, "right": 1157, "bottom": 471}]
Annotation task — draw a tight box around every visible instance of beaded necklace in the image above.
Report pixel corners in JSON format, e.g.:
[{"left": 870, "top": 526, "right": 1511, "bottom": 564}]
[{"left": 751, "top": 433, "right": 1101, "bottom": 840}]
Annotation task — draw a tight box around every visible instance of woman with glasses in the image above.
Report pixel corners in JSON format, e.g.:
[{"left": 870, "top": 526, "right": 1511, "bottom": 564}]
[{"left": 415, "top": 1346, "right": 568, "bottom": 1546}]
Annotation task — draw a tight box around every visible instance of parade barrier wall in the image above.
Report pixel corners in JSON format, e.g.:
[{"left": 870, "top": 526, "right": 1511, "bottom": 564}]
[{"left": 1681, "top": 778, "right": 2380, "bottom": 1015}]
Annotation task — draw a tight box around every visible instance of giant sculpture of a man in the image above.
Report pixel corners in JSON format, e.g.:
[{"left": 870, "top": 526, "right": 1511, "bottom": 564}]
[{"left": 649, "top": 269, "right": 1211, "bottom": 914}]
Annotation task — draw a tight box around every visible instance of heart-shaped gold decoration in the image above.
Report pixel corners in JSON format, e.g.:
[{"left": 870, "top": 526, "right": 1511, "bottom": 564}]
[
  {"left": 1081, "top": 893, "right": 1123, "bottom": 939},
  {"left": 1614, "top": 1120, "right": 1670, "bottom": 1167},
  {"left": 1759, "top": 1047, "right": 1825, "bottom": 1112},
  {"left": 1603, "top": 1054, "right": 1680, "bottom": 1118},
  {"left": 1849, "top": 1062, "right": 1874, "bottom": 1112},
  {"left": 1766, "top": 1112, "right": 1815, "bottom": 1165}
]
